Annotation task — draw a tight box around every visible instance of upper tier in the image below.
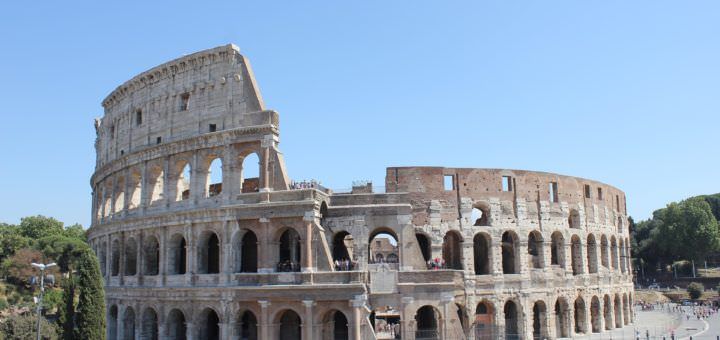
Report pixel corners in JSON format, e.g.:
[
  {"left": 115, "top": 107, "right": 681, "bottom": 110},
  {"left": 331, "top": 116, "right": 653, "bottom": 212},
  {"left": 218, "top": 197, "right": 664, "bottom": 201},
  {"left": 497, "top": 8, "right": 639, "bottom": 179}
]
[{"left": 94, "top": 44, "right": 265, "bottom": 168}]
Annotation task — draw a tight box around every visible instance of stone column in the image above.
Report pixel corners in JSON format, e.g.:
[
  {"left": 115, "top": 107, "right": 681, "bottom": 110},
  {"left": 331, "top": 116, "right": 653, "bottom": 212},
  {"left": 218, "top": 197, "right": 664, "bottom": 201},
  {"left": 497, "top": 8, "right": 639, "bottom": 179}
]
[
  {"left": 400, "top": 296, "right": 414, "bottom": 340},
  {"left": 222, "top": 145, "right": 236, "bottom": 203},
  {"left": 140, "top": 161, "right": 149, "bottom": 211},
  {"left": 191, "top": 152, "right": 202, "bottom": 203},
  {"left": 351, "top": 299, "right": 364, "bottom": 340},
  {"left": 302, "top": 300, "right": 315, "bottom": 340},
  {"left": 109, "top": 176, "right": 117, "bottom": 218},
  {"left": 117, "top": 305, "right": 126, "bottom": 340},
  {"left": 105, "top": 234, "right": 112, "bottom": 282},
  {"left": 137, "top": 232, "right": 144, "bottom": 285},
  {"left": 259, "top": 136, "right": 272, "bottom": 191},
  {"left": 185, "top": 224, "right": 194, "bottom": 285},
  {"left": 441, "top": 293, "right": 454, "bottom": 340},
  {"left": 186, "top": 322, "right": 196, "bottom": 340},
  {"left": 160, "top": 226, "right": 167, "bottom": 285},
  {"left": 519, "top": 240, "right": 529, "bottom": 275},
  {"left": 258, "top": 218, "right": 273, "bottom": 273},
  {"left": 162, "top": 156, "right": 171, "bottom": 208},
  {"left": 492, "top": 234, "right": 503, "bottom": 276},
  {"left": 303, "top": 218, "right": 314, "bottom": 272},
  {"left": 259, "top": 300, "right": 270, "bottom": 340},
  {"left": 222, "top": 220, "right": 232, "bottom": 284},
  {"left": 119, "top": 232, "right": 125, "bottom": 286}
]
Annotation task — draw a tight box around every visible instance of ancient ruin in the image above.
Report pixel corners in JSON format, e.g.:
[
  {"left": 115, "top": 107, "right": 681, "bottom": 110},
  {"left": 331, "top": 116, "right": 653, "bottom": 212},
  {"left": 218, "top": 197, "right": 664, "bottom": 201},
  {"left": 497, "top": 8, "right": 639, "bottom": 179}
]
[{"left": 87, "top": 44, "right": 634, "bottom": 339}]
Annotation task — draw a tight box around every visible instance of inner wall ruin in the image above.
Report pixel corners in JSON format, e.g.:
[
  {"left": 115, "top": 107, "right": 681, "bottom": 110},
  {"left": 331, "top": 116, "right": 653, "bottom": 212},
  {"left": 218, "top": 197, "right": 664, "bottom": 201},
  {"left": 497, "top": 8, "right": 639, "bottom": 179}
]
[{"left": 87, "top": 44, "right": 634, "bottom": 340}]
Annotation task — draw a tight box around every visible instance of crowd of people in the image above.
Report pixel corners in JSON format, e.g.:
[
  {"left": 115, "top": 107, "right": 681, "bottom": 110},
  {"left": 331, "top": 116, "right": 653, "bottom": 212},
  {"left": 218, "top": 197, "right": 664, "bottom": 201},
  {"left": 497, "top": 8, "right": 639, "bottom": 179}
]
[
  {"left": 427, "top": 257, "right": 446, "bottom": 270},
  {"left": 276, "top": 260, "right": 300, "bottom": 272},
  {"left": 289, "top": 180, "right": 321, "bottom": 190},
  {"left": 334, "top": 258, "right": 357, "bottom": 271},
  {"left": 374, "top": 319, "right": 400, "bottom": 339}
]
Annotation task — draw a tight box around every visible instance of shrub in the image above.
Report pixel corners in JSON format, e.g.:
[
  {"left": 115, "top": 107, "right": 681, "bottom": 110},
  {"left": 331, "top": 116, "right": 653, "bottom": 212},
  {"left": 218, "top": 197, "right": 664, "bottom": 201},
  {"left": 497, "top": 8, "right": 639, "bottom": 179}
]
[
  {"left": 687, "top": 282, "right": 704, "bottom": 300},
  {"left": 0, "top": 298, "right": 8, "bottom": 310},
  {"left": 0, "top": 313, "right": 59, "bottom": 340}
]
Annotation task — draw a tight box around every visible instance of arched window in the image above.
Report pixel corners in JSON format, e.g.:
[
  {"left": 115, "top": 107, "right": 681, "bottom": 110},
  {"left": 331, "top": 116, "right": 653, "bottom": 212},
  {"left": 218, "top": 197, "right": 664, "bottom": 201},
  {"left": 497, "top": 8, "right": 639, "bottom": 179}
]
[
  {"left": 571, "top": 235, "right": 583, "bottom": 275},
  {"left": 321, "top": 310, "right": 348, "bottom": 340},
  {"left": 108, "top": 305, "right": 118, "bottom": 340},
  {"left": 442, "top": 231, "right": 463, "bottom": 270},
  {"left": 617, "top": 216, "right": 624, "bottom": 233},
  {"left": 240, "top": 153, "right": 260, "bottom": 193},
  {"left": 233, "top": 230, "right": 258, "bottom": 273},
  {"left": 415, "top": 306, "right": 439, "bottom": 340},
  {"left": 141, "top": 307, "right": 159, "bottom": 340},
  {"left": 603, "top": 295, "right": 613, "bottom": 330},
  {"left": 278, "top": 310, "right": 302, "bottom": 340},
  {"left": 474, "top": 233, "right": 491, "bottom": 275},
  {"left": 527, "top": 231, "right": 543, "bottom": 269},
  {"left": 199, "top": 308, "right": 220, "bottom": 340},
  {"left": 590, "top": 296, "right": 601, "bottom": 333},
  {"left": 175, "top": 162, "right": 191, "bottom": 201},
  {"left": 532, "top": 301, "right": 548, "bottom": 340},
  {"left": 278, "top": 229, "right": 301, "bottom": 272},
  {"left": 416, "top": 233, "right": 432, "bottom": 263},
  {"left": 501, "top": 231, "right": 519, "bottom": 274},
  {"left": 574, "top": 297, "right": 587, "bottom": 334},
  {"left": 207, "top": 157, "right": 223, "bottom": 197},
  {"left": 168, "top": 234, "right": 187, "bottom": 275},
  {"left": 128, "top": 169, "right": 142, "bottom": 209},
  {"left": 587, "top": 234, "right": 598, "bottom": 274},
  {"left": 124, "top": 237, "right": 137, "bottom": 276},
  {"left": 568, "top": 209, "right": 581, "bottom": 229},
  {"left": 551, "top": 232, "right": 565, "bottom": 267},
  {"left": 148, "top": 166, "right": 164, "bottom": 204},
  {"left": 332, "top": 231, "right": 354, "bottom": 264},
  {"left": 475, "top": 301, "right": 495, "bottom": 339},
  {"left": 99, "top": 242, "right": 107, "bottom": 276},
  {"left": 610, "top": 236, "right": 619, "bottom": 271},
  {"left": 555, "top": 298, "right": 570, "bottom": 338},
  {"left": 199, "top": 232, "right": 220, "bottom": 274},
  {"left": 111, "top": 239, "right": 120, "bottom": 276},
  {"left": 622, "top": 293, "right": 630, "bottom": 325},
  {"left": 472, "top": 203, "right": 490, "bottom": 226},
  {"left": 614, "top": 294, "right": 622, "bottom": 328},
  {"left": 619, "top": 238, "right": 627, "bottom": 273},
  {"left": 123, "top": 307, "right": 136, "bottom": 340},
  {"left": 143, "top": 236, "right": 160, "bottom": 275},
  {"left": 238, "top": 311, "right": 258, "bottom": 340},
  {"left": 167, "top": 309, "right": 187, "bottom": 340},
  {"left": 368, "top": 229, "right": 398, "bottom": 265},
  {"left": 600, "top": 235, "right": 609, "bottom": 268},
  {"left": 114, "top": 176, "right": 125, "bottom": 213},
  {"left": 504, "top": 301, "right": 520, "bottom": 340}
]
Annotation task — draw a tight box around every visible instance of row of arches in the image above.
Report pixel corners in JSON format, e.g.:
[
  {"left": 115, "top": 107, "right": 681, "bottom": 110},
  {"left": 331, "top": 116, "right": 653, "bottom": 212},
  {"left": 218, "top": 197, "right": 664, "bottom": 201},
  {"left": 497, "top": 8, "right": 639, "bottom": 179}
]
[
  {"left": 95, "top": 151, "right": 260, "bottom": 220},
  {"left": 470, "top": 205, "right": 626, "bottom": 234},
  {"left": 107, "top": 304, "right": 349, "bottom": 340}
]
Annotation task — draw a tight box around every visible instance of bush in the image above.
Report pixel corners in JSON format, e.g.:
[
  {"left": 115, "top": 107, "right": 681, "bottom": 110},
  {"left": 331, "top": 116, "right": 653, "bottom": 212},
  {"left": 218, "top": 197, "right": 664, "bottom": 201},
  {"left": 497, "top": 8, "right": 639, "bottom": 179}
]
[
  {"left": 7, "top": 293, "right": 20, "bottom": 305},
  {"left": 0, "top": 313, "right": 59, "bottom": 340},
  {"left": 687, "top": 282, "right": 704, "bottom": 300},
  {"left": 0, "top": 298, "right": 8, "bottom": 310}
]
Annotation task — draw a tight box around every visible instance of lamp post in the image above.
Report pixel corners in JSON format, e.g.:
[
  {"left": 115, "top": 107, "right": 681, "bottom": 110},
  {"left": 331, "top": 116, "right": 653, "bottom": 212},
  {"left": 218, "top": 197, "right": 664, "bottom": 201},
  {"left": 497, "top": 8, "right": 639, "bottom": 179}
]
[{"left": 31, "top": 262, "right": 56, "bottom": 340}]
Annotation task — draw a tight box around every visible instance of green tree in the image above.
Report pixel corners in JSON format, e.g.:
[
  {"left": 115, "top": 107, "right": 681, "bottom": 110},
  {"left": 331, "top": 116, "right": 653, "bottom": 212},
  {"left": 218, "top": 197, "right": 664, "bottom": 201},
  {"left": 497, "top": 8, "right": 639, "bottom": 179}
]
[
  {"left": 58, "top": 275, "right": 76, "bottom": 340},
  {"left": 18, "top": 215, "right": 64, "bottom": 240},
  {"left": 62, "top": 223, "right": 86, "bottom": 242},
  {"left": 0, "top": 223, "right": 29, "bottom": 263},
  {"left": 652, "top": 197, "right": 720, "bottom": 262},
  {"left": 687, "top": 282, "right": 704, "bottom": 300},
  {"left": 74, "top": 248, "right": 106, "bottom": 340},
  {"left": 0, "top": 313, "right": 59, "bottom": 340},
  {"left": 36, "top": 235, "right": 89, "bottom": 273}
]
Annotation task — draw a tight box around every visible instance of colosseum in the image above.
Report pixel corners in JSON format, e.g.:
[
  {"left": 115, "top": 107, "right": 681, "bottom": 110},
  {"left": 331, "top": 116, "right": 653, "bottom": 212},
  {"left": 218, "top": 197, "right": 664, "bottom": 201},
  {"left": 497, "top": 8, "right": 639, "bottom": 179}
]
[{"left": 87, "top": 44, "right": 634, "bottom": 340}]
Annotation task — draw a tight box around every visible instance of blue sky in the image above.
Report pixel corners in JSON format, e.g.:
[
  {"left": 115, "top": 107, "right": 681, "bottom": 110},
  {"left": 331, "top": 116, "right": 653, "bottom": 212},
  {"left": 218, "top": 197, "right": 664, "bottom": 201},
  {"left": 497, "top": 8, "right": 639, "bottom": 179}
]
[{"left": 1, "top": 1, "right": 718, "bottom": 227}]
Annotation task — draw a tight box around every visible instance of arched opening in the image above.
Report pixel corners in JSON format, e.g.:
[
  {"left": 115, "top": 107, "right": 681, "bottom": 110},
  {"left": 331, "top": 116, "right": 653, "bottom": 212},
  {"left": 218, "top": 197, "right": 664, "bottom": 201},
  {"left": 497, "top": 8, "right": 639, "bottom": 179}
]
[
  {"left": 610, "top": 236, "right": 618, "bottom": 271},
  {"left": 472, "top": 203, "right": 490, "bottom": 226},
  {"left": 619, "top": 238, "right": 627, "bottom": 273},
  {"left": 442, "top": 230, "right": 463, "bottom": 270},
  {"left": 568, "top": 209, "right": 581, "bottom": 229},
  {"left": 168, "top": 234, "right": 187, "bottom": 275},
  {"left": 590, "top": 296, "right": 601, "bottom": 333},
  {"left": 614, "top": 294, "right": 622, "bottom": 328},
  {"left": 278, "top": 310, "right": 302, "bottom": 340},
  {"left": 175, "top": 162, "right": 191, "bottom": 201},
  {"left": 532, "top": 301, "right": 548, "bottom": 340},
  {"left": 332, "top": 231, "right": 355, "bottom": 269},
  {"left": 148, "top": 166, "right": 164, "bottom": 204},
  {"left": 617, "top": 216, "right": 623, "bottom": 233},
  {"left": 474, "top": 301, "right": 494, "bottom": 340},
  {"left": 143, "top": 236, "right": 160, "bottom": 275},
  {"left": 368, "top": 229, "right": 398, "bottom": 265},
  {"left": 206, "top": 157, "right": 223, "bottom": 197},
  {"left": 574, "top": 297, "right": 587, "bottom": 334},
  {"left": 99, "top": 242, "right": 107, "bottom": 276},
  {"left": 123, "top": 307, "right": 136, "bottom": 340},
  {"left": 240, "top": 231, "right": 258, "bottom": 273},
  {"left": 108, "top": 305, "right": 118, "bottom": 340},
  {"left": 415, "top": 305, "right": 439, "bottom": 340},
  {"left": 622, "top": 294, "right": 629, "bottom": 325},
  {"left": 600, "top": 235, "right": 609, "bottom": 269},
  {"left": 240, "top": 153, "right": 260, "bottom": 193},
  {"left": 124, "top": 237, "right": 137, "bottom": 276},
  {"left": 473, "top": 233, "right": 490, "bottom": 275},
  {"left": 238, "top": 311, "right": 258, "bottom": 340},
  {"left": 501, "top": 231, "right": 519, "bottom": 274},
  {"left": 528, "top": 231, "right": 543, "bottom": 269},
  {"left": 128, "top": 169, "right": 142, "bottom": 209},
  {"left": 199, "top": 308, "right": 220, "bottom": 340},
  {"left": 571, "top": 235, "right": 583, "bottom": 275},
  {"left": 554, "top": 298, "right": 570, "bottom": 338},
  {"left": 416, "top": 233, "right": 432, "bottom": 263},
  {"left": 111, "top": 239, "right": 120, "bottom": 276},
  {"left": 114, "top": 176, "right": 125, "bottom": 214},
  {"left": 278, "top": 228, "right": 301, "bottom": 272},
  {"left": 103, "top": 185, "right": 112, "bottom": 217},
  {"left": 321, "top": 310, "right": 349, "bottom": 340},
  {"left": 603, "top": 295, "right": 612, "bottom": 330},
  {"left": 141, "top": 307, "right": 159, "bottom": 340},
  {"left": 199, "top": 232, "right": 220, "bottom": 274},
  {"left": 587, "top": 234, "right": 598, "bottom": 274},
  {"left": 551, "top": 232, "right": 565, "bottom": 267},
  {"left": 167, "top": 309, "right": 187, "bottom": 340},
  {"left": 504, "top": 301, "right": 520, "bottom": 340}
]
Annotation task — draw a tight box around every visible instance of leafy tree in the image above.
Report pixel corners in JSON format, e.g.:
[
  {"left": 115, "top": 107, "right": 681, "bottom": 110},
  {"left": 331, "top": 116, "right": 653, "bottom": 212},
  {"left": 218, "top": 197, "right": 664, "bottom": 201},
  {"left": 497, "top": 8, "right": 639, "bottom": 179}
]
[
  {"left": 36, "top": 235, "right": 89, "bottom": 273},
  {"left": 0, "top": 313, "right": 59, "bottom": 340},
  {"left": 1, "top": 248, "right": 48, "bottom": 286},
  {"left": 655, "top": 198, "right": 720, "bottom": 261},
  {"left": 62, "top": 223, "right": 86, "bottom": 242},
  {"left": 687, "top": 282, "right": 704, "bottom": 300},
  {"left": 58, "top": 275, "right": 76, "bottom": 340},
  {"left": 0, "top": 223, "right": 29, "bottom": 263},
  {"left": 18, "top": 215, "right": 64, "bottom": 240},
  {"left": 74, "top": 248, "right": 106, "bottom": 340}
]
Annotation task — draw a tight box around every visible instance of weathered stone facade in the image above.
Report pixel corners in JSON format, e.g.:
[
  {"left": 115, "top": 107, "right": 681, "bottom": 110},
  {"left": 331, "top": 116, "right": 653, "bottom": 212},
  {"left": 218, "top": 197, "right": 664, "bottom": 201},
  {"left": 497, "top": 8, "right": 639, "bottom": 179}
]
[{"left": 87, "top": 44, "right": 634, "bottom": 340}]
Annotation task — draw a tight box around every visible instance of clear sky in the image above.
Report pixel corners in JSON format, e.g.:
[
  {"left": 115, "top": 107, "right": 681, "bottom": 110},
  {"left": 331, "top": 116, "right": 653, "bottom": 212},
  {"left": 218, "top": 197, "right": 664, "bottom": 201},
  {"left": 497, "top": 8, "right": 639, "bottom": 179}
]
[{"left": 1, "top": 1, "right": 718, "bottom": 228}]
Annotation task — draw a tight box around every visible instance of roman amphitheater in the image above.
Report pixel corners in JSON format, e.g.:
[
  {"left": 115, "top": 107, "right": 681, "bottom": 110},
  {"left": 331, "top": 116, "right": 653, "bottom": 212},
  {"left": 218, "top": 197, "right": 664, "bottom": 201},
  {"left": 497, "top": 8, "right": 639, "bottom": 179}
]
[{"left": 87, "top": 44, "right": 634, "bottom": 340}]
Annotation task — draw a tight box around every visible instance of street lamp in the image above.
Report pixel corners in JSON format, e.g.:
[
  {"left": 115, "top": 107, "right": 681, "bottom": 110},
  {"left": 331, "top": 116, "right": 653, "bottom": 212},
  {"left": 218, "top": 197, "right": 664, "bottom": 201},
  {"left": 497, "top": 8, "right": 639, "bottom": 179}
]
[{"left": 31, "top": 262, "right": 56, "bottom": 340}]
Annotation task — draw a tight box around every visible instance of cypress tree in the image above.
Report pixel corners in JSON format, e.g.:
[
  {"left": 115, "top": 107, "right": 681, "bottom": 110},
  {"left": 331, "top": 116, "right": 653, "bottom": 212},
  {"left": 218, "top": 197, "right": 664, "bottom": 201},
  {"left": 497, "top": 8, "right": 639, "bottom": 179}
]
[
  {"left": 75, "top": 248, "right": 106, "bottom": 340},
  {"left": 58, "top": 273, "right": 76, "bottom": 340}
]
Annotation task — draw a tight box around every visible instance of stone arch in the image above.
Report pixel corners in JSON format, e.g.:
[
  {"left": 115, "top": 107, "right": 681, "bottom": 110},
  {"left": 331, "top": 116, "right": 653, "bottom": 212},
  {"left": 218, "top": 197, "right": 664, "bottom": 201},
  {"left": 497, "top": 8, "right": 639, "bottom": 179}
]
[
  {"left": 586, "top": 234, "right": 598, "bottom": 274},
  {"left": 368, "top": 228, "right": 399, "bottom": 265},
  {"left": 198, "top": 231, "right": 221, "bottom": 274},
  {"left": 166, "top": 308, "right": 187, "bottom": 340},
  {"left": 124, "top": 237, "right": 138, "bottom": 276},
  {"left": 504, "top": 300, "right": 521, "bottom": 340},
  {"left": 239, "top": 151, "right": 261, "bottom": 193},
  {"left": 600, "top": 235, "right": 609, "bottom": 268},
  {"left": 103, "top": 183, "right": 112, "bottom": 217},
  {"left": 237, "top": 310, "right": 258, "bottom": 340},
  {"left": 501, "top": 231, "right": 520, "bottom": 274},
  {"left": 174, "top": 160, "right": 192, "bottom": 201},
  {"left": 148, "top": 165, "right": 164, "bottom": 204},
  {"left": 320, "top": 309, "right": 349, "bottom": 340},
  {"left": 527, "top": 231, "right": 544, "bottom": 269},
  {"left": 554, "top": 297, "right": 570, "bottom": 338},
  {"left": 111, "top": 239, "right": 120, "bottom": 276},
  {"left": 574, "top": 296, "right": 587, "bottom": 334},
  {"left": 474, "top": 300, "right": 495, "bottom": 340},
  {"left": 442, "top": 230, "right": 463, "bottom": 270},
  {"left": 472, "top": 201, "right": 491, "bottom": 226},
  {"left": 571, "top": 235, "right": 583, "bottom": 275},
  {"left": 143, "top": 235, "right": 160, "bottom": 275},
  {"left": 610, "top": 236, "right": 619, "bottom": 271},
  {"left": 416, "top": 232, "right": 432, "bottom": 263},
  {"left": 622, "top": 293, "right": 630, "bottom": 325},
  {"left": 473, "top": 233, "right": 491, "bottom": 275},
  {"left": 167, "top": 234, "right": 187, "bottom": 275},
  {"left": 590, "top": 296, "right": 601, "bottom": 333},
  {"left": 141, "top": 307, "right": 159, "bottom": 340},
  {"left": 568, "top": 209, "right": 581, "bottom": 229},
  {"left": 198, "top": 307, "right": 220, "bottom": 340},
  {"left": 128, "top": 168, "right": 142, "bottom": 209},
  {"left": 108, "top": 305, "right": 118, "bottom": 340},
  {"left": 233, "top": 229, "right": 258, "bottom": 273},
  {"left": 123, "top": 306, "right": 136, "bottom": 340},
  {"left": 415, "top": 305, "right": 440, "bottom": 339},
  {"left": 613, "top": 294, "right": 622, "bottom": 328},
  {"left": 617, "top": 216, "right": 624, "bottom": 233},
  {"left": 99, "top": 242, "right": 107, "bottom": 276},
  {"left": 114, "top": 175, "right": 125, "bottom": 214},
  {"left": 205, "top": 156, "right": 223, "bottom": 197},
  {"left": 603, "top": 295, "right": 612, "bottom": 330},
  {"left": 277, "top": 309, "right": 302, "bottom": 340},
  {"left": 551, "top": 231, "right": 565, "bottom": 267},
  {"left": 332, "top": 231, "right": 355, "bottom": 263},
  {"left": 619, "top": 238, "right": 627, "bottom": 273},
  {"left": 278, "top": 228, "right": 301, "bottom": 272},
  {"left": 532, "top": 300, "right": 548, "bottom": 340}
]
